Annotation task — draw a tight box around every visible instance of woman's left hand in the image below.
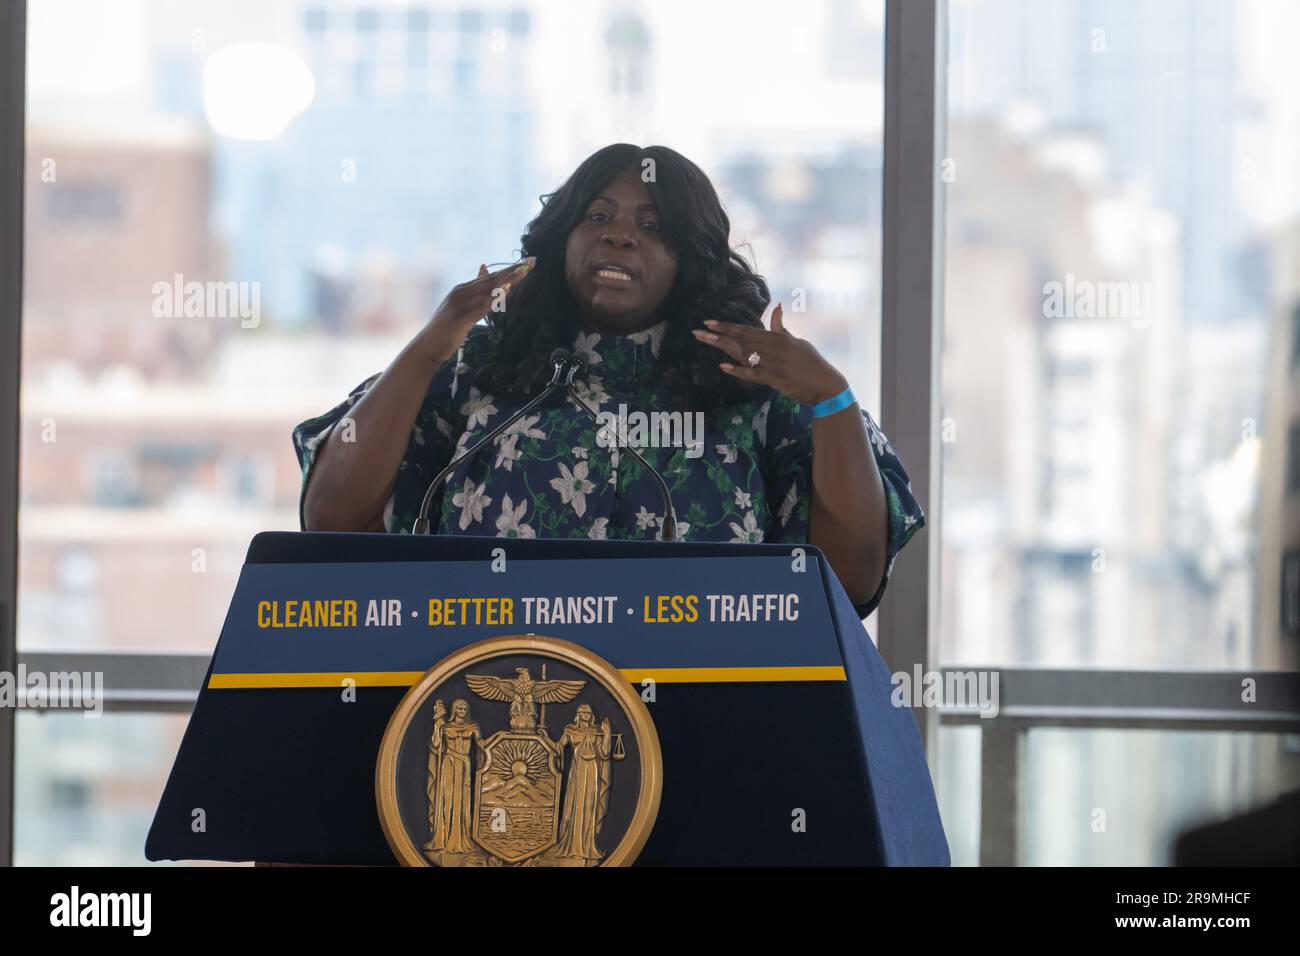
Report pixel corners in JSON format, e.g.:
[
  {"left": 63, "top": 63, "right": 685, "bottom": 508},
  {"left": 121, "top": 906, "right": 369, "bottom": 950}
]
[{"left": 692, "top": 303, "right": 848, "bottom": 405}]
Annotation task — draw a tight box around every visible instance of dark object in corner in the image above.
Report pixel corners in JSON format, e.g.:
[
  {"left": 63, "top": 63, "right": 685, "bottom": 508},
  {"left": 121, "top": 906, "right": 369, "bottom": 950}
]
[{"left": 1173, "top": 789, "right": 1300, "bottom": 866}]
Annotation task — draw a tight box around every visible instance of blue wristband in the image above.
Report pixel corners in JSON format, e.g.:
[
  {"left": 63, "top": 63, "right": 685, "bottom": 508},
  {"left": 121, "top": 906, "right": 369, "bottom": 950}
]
[{"left": 811, "top": 386, "right": 856, "bottom": 419}]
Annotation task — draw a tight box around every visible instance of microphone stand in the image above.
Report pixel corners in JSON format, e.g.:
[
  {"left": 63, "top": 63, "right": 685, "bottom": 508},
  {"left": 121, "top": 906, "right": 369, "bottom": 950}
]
[
  {"left": 563, "top": 357, "right": 680, "bottom": 542},
  {"left": 412, "top": 348, "right": 576, "bottom": 535},
  {"left": 412, "top": 349, "right": 680, "bottom": 542}
]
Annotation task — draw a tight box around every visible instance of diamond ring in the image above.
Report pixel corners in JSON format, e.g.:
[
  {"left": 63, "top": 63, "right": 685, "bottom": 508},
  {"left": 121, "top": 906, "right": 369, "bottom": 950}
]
[{"left": 747, "top": 351, "right": 761, "bottom": 368}]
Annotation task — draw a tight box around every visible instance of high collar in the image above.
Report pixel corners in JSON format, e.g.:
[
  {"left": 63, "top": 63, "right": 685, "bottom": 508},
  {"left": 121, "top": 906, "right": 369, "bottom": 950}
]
[{"left": 571, "top": 320, "right": 668, "bottom": 387}]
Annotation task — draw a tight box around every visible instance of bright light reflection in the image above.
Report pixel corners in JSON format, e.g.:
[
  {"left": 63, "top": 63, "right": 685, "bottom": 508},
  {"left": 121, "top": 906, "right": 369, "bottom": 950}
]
[{"left": 202, "top": 43, "right": 315, "bottom": 141}]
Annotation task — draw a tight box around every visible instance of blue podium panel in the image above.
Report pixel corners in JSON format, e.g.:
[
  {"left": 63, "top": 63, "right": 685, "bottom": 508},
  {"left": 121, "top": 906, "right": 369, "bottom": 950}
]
[{"left": 146, "top": 532, "right": 949, "bottom": 866}]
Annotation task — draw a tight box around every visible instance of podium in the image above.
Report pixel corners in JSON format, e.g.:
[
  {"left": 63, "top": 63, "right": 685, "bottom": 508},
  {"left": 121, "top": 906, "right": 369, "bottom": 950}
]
[{"left": 145, "top": 532, "right": 949, "bottom": 866}]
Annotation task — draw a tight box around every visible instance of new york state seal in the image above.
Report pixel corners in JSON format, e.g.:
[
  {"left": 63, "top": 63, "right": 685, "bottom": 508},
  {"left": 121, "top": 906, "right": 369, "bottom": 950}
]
[{"left": 375, "top": 635, "right": 662, "bottom": 867}]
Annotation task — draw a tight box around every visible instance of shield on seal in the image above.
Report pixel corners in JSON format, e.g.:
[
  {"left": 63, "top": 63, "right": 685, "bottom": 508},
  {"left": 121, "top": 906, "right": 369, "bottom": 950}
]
[{"left": 472, "top": 730, "right": 563, "bottom": 862}]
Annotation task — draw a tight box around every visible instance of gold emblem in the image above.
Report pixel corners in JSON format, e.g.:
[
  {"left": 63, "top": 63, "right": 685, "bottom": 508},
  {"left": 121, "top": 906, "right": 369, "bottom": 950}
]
[{"left": 376, "top": 635, "right": 662, "bottom": 867}]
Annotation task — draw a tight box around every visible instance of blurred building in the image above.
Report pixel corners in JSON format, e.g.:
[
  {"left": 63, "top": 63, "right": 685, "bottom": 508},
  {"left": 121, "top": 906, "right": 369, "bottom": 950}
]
[
  {"left": 19, "top": 125, "right": 333, "bottom": 653},
  {"left": 940, "top": 1, "right": 1296, "bottom": 864},
  {"left": 949, "top": 0, "right": 1244, "bottom": 332},
  {"left": 1257, "top": 220, "right": 1300, "bottom": 670},
  {"left": 717, "top": 146, "right": 884, "bottom": 404},
  {"left": 599, "top": 2, "right": 653, "bottom": 146},
  {"left": 17, "top": 1, "right": 552, "bottom": 655},
  {"left": 210, "top": 0, "right": 544, "bottom": 329},
  {"left": 24, "top": 122, "right": 221, "bottom": 381},
  {"left": 941, "top": 116, "right": 1200, "bottom": 668}
]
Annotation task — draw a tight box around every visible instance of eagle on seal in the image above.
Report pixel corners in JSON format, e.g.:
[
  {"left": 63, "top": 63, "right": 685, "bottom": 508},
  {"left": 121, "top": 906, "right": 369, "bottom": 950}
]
[{"left": 465, "top": 667, "right": 586, "bottom": 731}]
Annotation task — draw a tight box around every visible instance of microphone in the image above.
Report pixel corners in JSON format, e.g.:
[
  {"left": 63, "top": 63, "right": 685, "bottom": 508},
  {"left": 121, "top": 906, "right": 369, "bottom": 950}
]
[
  {"left": 413, "top": 348, "right": 571, "bottom": 534},
  {"left": 563, "top": 353, "right": 680, "bottom": 542}
]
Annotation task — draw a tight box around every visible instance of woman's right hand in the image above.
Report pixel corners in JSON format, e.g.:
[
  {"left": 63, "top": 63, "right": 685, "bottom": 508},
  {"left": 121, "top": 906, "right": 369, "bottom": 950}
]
[
  {"left": 302, "top": 256, "right": 533, "bottom": 532},
  {"left": 417, "top": 257, "right": 536, "bottom": 366}
]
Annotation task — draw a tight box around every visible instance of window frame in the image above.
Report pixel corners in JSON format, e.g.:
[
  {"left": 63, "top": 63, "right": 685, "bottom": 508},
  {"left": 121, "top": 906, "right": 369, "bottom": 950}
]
[{"left": 0, "top": 0, "right": 25, "bottom": 869}]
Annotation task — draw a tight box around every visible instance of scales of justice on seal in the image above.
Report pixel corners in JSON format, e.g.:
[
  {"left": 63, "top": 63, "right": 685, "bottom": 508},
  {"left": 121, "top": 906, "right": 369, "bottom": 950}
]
[{"left": 145, "top": 532, "right": 949, "bottom": 867}]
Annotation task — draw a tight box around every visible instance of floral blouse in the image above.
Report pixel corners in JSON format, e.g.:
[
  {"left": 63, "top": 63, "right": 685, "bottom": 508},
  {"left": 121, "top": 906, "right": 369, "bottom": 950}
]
[{"left": 292, "top": 320, "right": 924, "bottom": 616}]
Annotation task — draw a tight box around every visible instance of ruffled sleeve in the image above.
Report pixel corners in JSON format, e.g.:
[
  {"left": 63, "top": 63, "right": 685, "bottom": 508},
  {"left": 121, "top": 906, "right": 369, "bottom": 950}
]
[
  {"left": 761, "top": 392, "right": 925, "bottom": 617},
  {"left": 291, "top": 331, "right": 481, "bottom": 532}
]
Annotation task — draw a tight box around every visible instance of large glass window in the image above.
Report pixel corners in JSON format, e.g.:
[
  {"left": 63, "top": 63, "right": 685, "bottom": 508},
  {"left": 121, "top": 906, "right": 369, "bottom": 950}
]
[
  {"left": 936, "top": 0, "right": 1300, "bottom": 867},
  {"left": 20, "top": 0, "right": 886, "bottom": 655},
  {"left": 1021, "top": 728, "right": 1300, "bottom": 865},
  {"left": 18, "top": 0, "right": 886, "bottom": 862},
  {"left": 941, "top": 0, "right": 1300, "bottom": 671},
  {"left": 14, "top": 712, "right": 198, "bottom": 865}
]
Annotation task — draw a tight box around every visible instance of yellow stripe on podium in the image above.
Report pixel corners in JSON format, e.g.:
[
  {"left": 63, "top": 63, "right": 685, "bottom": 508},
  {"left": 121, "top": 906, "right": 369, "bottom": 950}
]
[
  {"left": 207, "top": 665, "right": 845, "bottom": 690},
  {"left": 208, "top": 672, "right": 426, "bottom": 689},
  {"left": 618, "top": 666, "right": 845, "bottom": 683}
]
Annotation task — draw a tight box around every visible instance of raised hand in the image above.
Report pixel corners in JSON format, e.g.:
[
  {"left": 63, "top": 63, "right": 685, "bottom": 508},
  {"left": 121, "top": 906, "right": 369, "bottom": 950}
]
[
  {"left": 691, "top": 302, "right": 849, "bottom": 407},
  {"left": 417, "top": 257, "right": 536, "bottom": 366}
]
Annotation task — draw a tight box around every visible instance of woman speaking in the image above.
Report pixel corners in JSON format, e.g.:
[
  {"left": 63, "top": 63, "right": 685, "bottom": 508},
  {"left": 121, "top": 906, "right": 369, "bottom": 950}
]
[{"left": 293, "top": 144, "right": 923, "bottom": 615}]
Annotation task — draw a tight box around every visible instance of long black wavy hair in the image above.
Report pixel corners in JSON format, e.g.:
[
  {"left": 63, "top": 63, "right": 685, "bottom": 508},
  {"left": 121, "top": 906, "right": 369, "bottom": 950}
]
[{"left": 475, "top": 143, "right": 770, "bottom": 411}]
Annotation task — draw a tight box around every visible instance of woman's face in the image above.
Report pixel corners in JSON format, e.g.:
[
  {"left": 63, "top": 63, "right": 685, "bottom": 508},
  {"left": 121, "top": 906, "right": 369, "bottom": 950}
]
[{"left": 564, "top": 166, "right": 678, "bottom": 335}]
